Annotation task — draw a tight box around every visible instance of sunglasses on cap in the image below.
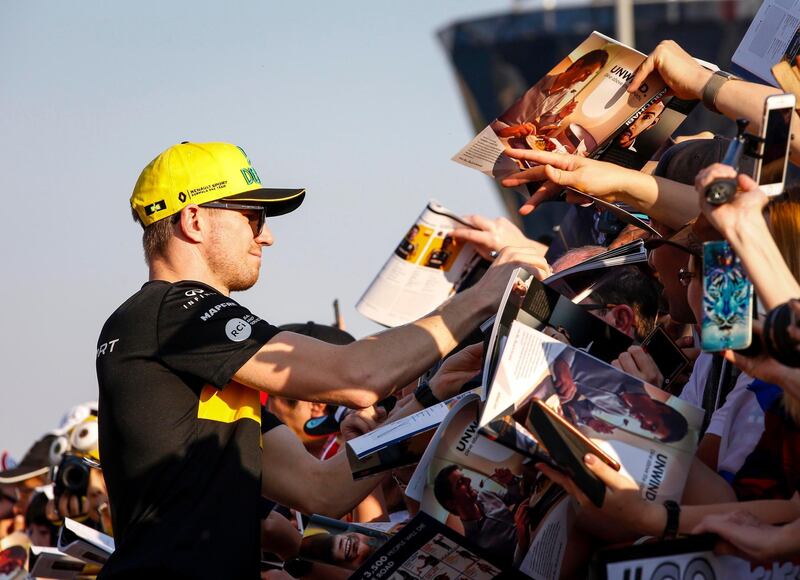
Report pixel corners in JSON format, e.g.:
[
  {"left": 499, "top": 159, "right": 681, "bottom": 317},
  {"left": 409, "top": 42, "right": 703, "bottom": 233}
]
[{"left": 201, "top": 202, "right": 267, "bottom": 237}]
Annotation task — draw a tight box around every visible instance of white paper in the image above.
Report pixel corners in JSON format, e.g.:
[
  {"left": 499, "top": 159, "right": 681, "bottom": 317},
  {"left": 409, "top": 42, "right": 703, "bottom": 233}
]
[{"left": 733, "top": 0, "right": 800, "bottom": 85}]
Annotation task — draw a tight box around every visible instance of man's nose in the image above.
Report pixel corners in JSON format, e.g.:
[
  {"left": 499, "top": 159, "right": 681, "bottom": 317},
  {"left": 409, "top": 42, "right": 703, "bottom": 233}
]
[{"left": 256, "top": 223, "right": 274, "bottom": 246}]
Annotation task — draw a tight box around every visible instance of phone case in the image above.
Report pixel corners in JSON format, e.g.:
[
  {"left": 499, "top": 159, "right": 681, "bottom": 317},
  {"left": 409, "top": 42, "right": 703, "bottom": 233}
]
[
  {"left": 640, "top": 326, "right": 689, "bottom": 387},
  {"left": 701, "top": 241, "right": 753, "bottom": 351},
  {"left": 526, "top": 400, "right": 617, "bottom": 507}
]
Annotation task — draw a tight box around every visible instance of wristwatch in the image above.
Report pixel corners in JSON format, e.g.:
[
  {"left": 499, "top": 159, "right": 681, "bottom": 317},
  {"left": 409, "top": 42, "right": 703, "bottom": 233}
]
[
  {"left": 702, "top": 70, "right": 739, "bottom": 114},
  {"left": 414, "top": 377, "right": 442, "bottom": 408},
  {"left": 662, "top": 499, "right": 681, "bottom": 539}
]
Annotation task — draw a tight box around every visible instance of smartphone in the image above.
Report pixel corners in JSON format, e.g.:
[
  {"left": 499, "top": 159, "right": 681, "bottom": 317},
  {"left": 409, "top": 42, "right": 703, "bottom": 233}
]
[
  {"left": 526, "top": 399, "right": 620, "bottom": 507},
  {"left": 756, "top": 93, "right": 795, "bottom": 196},
  {"left": 701, "top": 241, "right": 753, "bottom": 352},
  {"left": 640, "top": 326, "right": 690, "bottom": 388}
]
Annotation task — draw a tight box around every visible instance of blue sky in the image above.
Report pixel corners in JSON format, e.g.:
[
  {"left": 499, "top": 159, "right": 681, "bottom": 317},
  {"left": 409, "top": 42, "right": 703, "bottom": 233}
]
[{"left": 0, "top": 1, "right": 512, "bottom": 456}]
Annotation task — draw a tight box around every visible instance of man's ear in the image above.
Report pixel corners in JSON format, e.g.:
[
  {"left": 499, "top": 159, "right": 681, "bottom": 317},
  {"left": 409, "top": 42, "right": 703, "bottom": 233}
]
[
  {"left": 177, "top": 206, "right": 204, "bottom": 243},
  {"left": 609, "top": 304, "right": 635, "bottom": 338},
  {"left": 309, "top": 402, "right": 327, "bottom": 418}
]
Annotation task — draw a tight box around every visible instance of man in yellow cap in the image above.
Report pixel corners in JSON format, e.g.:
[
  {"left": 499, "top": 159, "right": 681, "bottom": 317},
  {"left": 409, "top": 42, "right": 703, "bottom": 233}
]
[{"left": 95, "top": 142, "right": 548, "bottom": 579}]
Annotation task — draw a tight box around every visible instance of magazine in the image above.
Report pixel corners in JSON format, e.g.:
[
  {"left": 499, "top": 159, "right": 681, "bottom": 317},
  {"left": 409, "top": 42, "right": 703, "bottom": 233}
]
[
  {"left": 350, "top": 512, "right": 525, "bottom": 579},
  {"left": 733, "top": 0, "right": 800, "bottom": 86},
  {"left": 481, "top": 268, "right": 633, "bottom": 394},
  {"left": 593, "top": 535, "right": 767, "bottom": 580},
  {"left": 57, "top": 517, "right": 115, "bottom": 565},
  {"left": 544, "top": 238, "right": 649, "bottom": 298},
  {"left": 28, "top": 545, "right": 89, "bottom": 579},
  {"left": 452, "top": 32, "right": 674, "bottom": 183},
  {"left": 297, "top": 515, "right": 393, "bottom": 577},
  {"left": 405, "top": 393, "right": 483, "bottom": 503},
  {"left": 357, "top": 200, "right": 483, "bottom": 327},
  {"left": 411, "top": 396, "right": 576, "bottom": 577},
  {"left": 346, "top": 390, "right": 479, "bottom": 479},
  {"left": 480, "top": 321, "right": 703, "bottom": 503},
  {"left": 592, "top": 94, "right": 698, "bottom": 172}
]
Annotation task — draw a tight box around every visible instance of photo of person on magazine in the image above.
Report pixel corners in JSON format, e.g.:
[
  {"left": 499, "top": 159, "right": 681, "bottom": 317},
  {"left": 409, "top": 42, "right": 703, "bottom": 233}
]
[
  {"left": 495, "top": 48, "right": 610, "bottom": 136},
  {"left": 431, "top": 464, "right": 527, "bottom": 564},
  {"left": 299, "top": 516, "right": 390, "bottom": 572},
  {"left": 395, "top": 224, "right": 423, "bottom": 261},
  {"left": 615, "top": 97, "right": 667, "bottom": 152},
  {"left": 424, "top": 235, "right": 460, "bottom": 270},
  {"left": 512, "top": 348, "right": 692, "bottom": 449}
]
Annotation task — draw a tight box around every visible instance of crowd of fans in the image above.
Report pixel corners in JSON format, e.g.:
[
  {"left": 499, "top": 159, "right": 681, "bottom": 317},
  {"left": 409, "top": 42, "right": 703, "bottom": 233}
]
[{"left": 2, "top": 38, "right": 800, "bottom": 579}]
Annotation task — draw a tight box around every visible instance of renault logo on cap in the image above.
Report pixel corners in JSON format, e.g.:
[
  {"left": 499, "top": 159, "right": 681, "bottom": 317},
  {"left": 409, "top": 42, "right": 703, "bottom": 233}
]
[{"left": 178, "top": 192, "right": 187, "bottom": 202}]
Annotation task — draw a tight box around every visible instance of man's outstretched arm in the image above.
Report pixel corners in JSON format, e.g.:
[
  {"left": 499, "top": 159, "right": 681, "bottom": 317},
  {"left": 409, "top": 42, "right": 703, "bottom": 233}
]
[
  {"left": 235, "top": 248, "right": 549, "bottom": 408},
  {"left": 260, "top": 424, "right": 386, "bottom": 518}
]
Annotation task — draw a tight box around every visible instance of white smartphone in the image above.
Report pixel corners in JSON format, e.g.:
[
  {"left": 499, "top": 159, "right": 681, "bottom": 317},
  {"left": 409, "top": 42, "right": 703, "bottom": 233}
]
[{"left": 756, "top": 93, "right": 795, "bottom": 196}]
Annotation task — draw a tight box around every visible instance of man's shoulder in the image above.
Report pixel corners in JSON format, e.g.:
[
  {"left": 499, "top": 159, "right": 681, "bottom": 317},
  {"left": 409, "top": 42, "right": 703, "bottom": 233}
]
[
  {"left": 111, "top": 280, "right": 228, "bottom": 315},
  {"left": 100, "top": 281, "right": 171, "bottom": 331},
  {"left": 99, "top": 280, "right": 229, "bottom": 335}
]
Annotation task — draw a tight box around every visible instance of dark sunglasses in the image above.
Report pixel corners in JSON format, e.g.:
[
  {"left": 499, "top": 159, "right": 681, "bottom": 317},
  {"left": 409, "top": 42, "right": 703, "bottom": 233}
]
[
  {"left": 677, "top": 268, "right": 696, "bottom": 287},
  {"left": 201, "top": 202, "right": 267, "bottom": 237}
]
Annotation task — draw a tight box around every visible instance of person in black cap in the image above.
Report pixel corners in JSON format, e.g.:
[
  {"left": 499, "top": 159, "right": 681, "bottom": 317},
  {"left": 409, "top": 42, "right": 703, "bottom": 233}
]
[
  {"left": 0, "top": 434, "right": 55, "bottom": 488},
  {"left": 96, "top": 142, "right": 549, "bottom": 579},
  {"left": 0, "top": 433, "right": 57, "bottom": 530}
]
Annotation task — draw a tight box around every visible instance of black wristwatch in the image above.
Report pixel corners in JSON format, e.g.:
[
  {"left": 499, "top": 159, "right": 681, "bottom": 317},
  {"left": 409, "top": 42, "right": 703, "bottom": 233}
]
[
  {"left": 662, "top": 500, "right": 681, "bottom": 539},
  {"left": 414, "top": 377, "right": 442, "bottom": 408}
]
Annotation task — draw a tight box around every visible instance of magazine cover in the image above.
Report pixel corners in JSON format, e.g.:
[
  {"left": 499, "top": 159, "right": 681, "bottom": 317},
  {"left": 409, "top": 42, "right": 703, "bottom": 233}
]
[
  {"left": 298, "top": 514, "right": 392, "bottom": 576},
  {"left": 347, "top": 390, "right": 479, "bottom": 479},
  {"left": 593, "top": 94, "right": 697, "bottom": 171},
  {"left": 415, "top": 396, "right": 578, "bottom": 577},
  {"left": 482, "top": 268, "right": 634, "bottom": 392},
  {"left": 357, "top": 200, "right": 482, "bottom": 327},
  {"left": 481, "top": 322, "right": 703, "bottom": 503},
  {"left": 350, "top": 512, "right": 525, "bottom": 579},
  {"left": 405, "top": 394, "right": 484, "bottom": 503},
  {"left": 452, "top": 32, "right": 667, "bottom": 181}
]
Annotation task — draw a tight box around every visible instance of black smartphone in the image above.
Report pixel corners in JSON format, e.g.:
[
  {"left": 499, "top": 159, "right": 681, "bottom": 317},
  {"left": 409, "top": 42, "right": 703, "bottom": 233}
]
[
  {"left": 525, "top": 399, "right": 620, "bottom": 507},
  {"left": 641, "top": 326, "right": 690, "bottom": 388}
]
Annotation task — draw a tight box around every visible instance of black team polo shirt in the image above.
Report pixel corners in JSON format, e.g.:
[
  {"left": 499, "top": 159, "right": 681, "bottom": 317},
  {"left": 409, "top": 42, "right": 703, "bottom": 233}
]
[{"left": 96, "top": 280, "right": 282, "bottom": 579}]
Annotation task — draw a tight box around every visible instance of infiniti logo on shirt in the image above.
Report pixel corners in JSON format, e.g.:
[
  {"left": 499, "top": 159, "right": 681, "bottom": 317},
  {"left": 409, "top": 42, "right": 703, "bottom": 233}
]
[{"left": 225, "top": 318, "right": 252, "bottom": 342}]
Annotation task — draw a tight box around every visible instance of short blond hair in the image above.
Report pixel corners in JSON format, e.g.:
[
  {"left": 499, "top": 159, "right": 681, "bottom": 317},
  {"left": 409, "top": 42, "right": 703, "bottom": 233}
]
[{"left": 132, "top": 209, "right": 175, "bottom": 265}]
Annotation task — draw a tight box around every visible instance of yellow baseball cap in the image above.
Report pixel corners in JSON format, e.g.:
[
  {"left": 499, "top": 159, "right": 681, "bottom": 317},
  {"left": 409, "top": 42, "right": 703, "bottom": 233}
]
[{"left": 130, "top": 142, "right": 305, "bottom": 227}]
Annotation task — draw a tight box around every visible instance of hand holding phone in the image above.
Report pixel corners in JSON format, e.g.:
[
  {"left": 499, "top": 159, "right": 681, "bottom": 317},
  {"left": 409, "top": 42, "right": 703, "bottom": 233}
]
[
  {"left": 525, "top": 399, "right": 620, "bottom": 507},
  {"left": 640, "top": 327, "right": 690, "bottom": 387}
]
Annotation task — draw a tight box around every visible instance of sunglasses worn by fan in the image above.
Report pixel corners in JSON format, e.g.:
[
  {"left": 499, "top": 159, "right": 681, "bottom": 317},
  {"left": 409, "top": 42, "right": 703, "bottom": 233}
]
[
  {"left": 678, "top": 268, "right": 697, "bottom": 287},
  {"left": 201, "top": 202, "right": 267, "bottom": 237}
]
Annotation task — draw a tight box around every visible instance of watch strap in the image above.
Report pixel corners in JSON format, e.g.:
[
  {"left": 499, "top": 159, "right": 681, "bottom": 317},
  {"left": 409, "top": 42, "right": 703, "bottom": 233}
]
[
  {"left": 662, "top": 499, "right": 681, "bottom": 539},
  {"left": 414, "top": 379, "right": 442, "bottom": 408},
  {"left": 702, "top": 70, "right": 737, "bottom": 113}
]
